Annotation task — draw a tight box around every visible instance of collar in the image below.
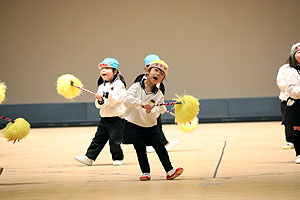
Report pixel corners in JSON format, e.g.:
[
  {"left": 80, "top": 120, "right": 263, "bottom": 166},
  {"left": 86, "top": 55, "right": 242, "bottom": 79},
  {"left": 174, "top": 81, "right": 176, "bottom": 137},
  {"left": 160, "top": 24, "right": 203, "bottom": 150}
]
[{"left": 140, "top": 78, "right": 158, "bottom": 94}]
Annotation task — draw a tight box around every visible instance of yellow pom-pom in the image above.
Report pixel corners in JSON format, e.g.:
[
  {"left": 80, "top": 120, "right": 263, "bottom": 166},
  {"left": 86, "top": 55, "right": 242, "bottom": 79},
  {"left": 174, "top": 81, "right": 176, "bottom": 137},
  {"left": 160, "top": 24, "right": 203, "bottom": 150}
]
[
  {"left": 1, "top": 118, "right": 30, "bottom": 143},
  {"left": 56, "top": 74, "right": 83, "bottom": 99},
  {"left": 179, "top": 117, "right": 198, "bottom": 133},
  {"left": 0, "top": 81, "right": 7, "bottom": 104},
  {"left": 174, "top": 95, "right": 199, "bottom": 124}
]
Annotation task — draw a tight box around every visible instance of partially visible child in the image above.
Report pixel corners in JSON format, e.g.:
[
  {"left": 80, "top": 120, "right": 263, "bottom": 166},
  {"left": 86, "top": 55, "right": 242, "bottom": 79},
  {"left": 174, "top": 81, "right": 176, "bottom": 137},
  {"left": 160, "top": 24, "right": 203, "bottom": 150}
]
[
  {"left": 134, "top": 54, "right": 179, "bottom": 153},
  {"left": 283, "top": 42, "right": 300, "bottom": 164},
  {"left": 277, "top": 62, "right": 294, "bottom": 149},
  {"left": 74, "top": 58, "right": 126, "bottom": 166},
  {"left": 123, "top": 59, "right": 183, "bottom": 181}
]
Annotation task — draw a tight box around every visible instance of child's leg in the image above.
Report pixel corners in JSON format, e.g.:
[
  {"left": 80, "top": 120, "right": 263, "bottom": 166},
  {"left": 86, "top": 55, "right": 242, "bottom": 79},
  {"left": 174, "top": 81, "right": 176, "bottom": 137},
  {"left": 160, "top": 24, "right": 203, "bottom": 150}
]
[
  {"left": 285, "top": 124, "right": 294, "bottom": 144},
  {"left": 152, "top": 140, "right": 183, "bottom": 180},
  {"left": 133, "top": 142, "right": 150, "bottom": 173},
  {"left": 86, "top": 123, "right": 109, "bottom": 160},
  {"left": 152, "top": 140, "right": 173, "bottom": 172},
  {"left": 109, "top": 140, "right": 124, "bottom": 161},
  {"left": 294, "top": 130, "right": 300, "bottom": 156},
  {"left": 108, "top": 118, "right": 124, "bottom": 161},
  {"left": 281, "top": 101, "right": 293, "bottom": 144}
]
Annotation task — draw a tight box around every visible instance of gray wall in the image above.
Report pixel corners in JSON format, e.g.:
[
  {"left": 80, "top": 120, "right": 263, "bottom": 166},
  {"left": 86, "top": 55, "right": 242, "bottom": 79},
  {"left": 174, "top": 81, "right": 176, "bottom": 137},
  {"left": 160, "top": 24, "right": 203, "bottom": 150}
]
[
  {"left": 0, "top": 97, "right": 282, "bottom": 128},
  {"left": 1, "top": 0, "right": 299, "bottom": 104}
]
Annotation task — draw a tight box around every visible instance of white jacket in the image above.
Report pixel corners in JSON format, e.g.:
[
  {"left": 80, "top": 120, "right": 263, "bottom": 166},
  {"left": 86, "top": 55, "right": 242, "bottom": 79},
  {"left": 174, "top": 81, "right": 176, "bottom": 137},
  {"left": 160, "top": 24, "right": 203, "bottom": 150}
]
[
  {"left": 285, "top": 67, "right": 300, "bottom": 101},
  {"left": 276, "top": 64, "right": 291, "bottom": 101},
  {"left": 95, "top": 79, "right": 126, "bottom": 118},
  {"left": 123, "top": 82, "right": 166, "bottom": 127}
]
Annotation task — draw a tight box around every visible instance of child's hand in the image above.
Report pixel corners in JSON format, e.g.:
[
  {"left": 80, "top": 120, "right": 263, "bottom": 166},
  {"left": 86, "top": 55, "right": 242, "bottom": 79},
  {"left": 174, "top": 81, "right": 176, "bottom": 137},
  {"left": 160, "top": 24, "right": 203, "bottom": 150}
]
[
  {"left": 141, "top": 102, "right": 154, "bottom": 114},
  {"left": 95, "top": 92, "right": 103, "bottom": 101}
]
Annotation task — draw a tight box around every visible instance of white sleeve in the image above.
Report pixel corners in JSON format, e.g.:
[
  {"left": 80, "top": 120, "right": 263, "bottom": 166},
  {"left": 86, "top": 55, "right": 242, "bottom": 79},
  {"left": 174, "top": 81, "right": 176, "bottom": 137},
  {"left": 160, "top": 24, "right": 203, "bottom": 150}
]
[
  {"left": 124, "top": 83, "right": 142, "bottom": 107},
  {"left": 286, "top": 69, "right": 300, "bottom": 99},
  {"left": 276, "top": 66, "right": 288, "bottom": 91}
]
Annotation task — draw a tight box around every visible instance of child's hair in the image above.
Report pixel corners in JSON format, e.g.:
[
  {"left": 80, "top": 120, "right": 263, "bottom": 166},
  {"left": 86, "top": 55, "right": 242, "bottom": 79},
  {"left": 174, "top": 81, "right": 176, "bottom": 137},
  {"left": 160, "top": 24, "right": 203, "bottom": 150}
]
[
  {"left": 289, "top": 55, "right": 300, "bottom": 70},
  {"left": 133, "top": 73, "right": 165, "bottom": 95},
  {"left": 97, "top": 69, "right": 126, "bottom": 87},
  {"left": 289, "top": 42, "right": 300, "bottom": 71},
  {"left": 133, "top": 73, "right": 144, "bottom": 83}
]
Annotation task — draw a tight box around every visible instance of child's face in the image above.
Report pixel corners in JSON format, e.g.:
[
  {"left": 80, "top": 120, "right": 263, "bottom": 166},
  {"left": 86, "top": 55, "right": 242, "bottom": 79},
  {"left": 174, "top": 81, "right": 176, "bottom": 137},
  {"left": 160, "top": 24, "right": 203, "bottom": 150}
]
[
  {"left": 295, "top": 51, "right": 300, "bottom": 64},
  {"left": 100, "top": 67, "right": 116, "bottom": 82},
  {"left": 147, "top": 67, "right": 165, "bottom": 85}
]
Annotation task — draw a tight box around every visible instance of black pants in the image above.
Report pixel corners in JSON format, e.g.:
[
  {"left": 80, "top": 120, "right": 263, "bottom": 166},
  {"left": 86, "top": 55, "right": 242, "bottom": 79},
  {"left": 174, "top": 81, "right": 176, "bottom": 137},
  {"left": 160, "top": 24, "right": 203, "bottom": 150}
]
[
  {"left": 157, "top": 115, "right": 168, "bottom": 145},
  {"left": 124, "top": 122, "right": 173, "bottom": 173},
  {"left": 86, "top": 117, "right": 124, "bottom": 161},
  {"left": 133, "top": 140, "right": 173, "bottom": 173},
  {"left": 280, "top": 101, "right": 294, "bottom": 143},
  {"left": 294, "top": 131, "right": 300, "bottom": 156}
]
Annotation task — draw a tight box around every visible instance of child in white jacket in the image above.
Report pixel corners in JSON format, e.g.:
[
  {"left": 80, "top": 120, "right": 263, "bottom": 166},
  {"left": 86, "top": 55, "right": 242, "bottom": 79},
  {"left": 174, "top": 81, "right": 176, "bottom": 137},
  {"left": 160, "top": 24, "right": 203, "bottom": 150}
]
[
  {"left": 277, "top": 64, "right": 294, "bottom": 149},
  {"left": 282, "top": 42, "right": 300, "bottom": 163},
  {"left": 74, "top": 58, "right": 126, "bottom": 166},
  {"left": 123, "top": 60, "right": 183, "bottom": 181}
]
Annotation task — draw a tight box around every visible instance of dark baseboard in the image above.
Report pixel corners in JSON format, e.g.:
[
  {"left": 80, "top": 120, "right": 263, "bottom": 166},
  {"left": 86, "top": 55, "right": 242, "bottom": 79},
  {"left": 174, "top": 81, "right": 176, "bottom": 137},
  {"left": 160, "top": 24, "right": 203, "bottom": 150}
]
[{"left": 0, "top": 97, "right": 282, "bottom": 128}]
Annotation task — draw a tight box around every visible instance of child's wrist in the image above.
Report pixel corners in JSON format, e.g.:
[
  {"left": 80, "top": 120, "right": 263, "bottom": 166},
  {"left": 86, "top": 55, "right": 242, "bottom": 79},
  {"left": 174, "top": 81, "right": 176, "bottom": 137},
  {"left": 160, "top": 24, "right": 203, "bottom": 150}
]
[{"left": 97, "top": 99, "right": 104, "bottom": 105}]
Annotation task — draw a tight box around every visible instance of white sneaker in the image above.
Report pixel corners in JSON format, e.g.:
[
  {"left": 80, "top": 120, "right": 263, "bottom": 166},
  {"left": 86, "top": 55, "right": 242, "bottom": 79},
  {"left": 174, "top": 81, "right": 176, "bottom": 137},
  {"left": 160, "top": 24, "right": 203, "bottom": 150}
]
[
  {"left": 283, "top": 142, "right": 294, "bottom": 150},
  {"left": 113, "top": 160, "right": 123, "bottom": 166},
  {"left": 140, "top": 173, "right": 151, "bottom": 181},
  {"left": 146, "top": 146, "right": 155, "bottom": 153},
  {"left": 74, "top": 155, "right": 93, "bottom": 166},
  {"left": 295, "top": 155, "right": 300, "bottom": 164},
  {"left": 166, "top": 167, "right": 183, "bottom": 180},
  {"left": 165, "top": 139, "right": 180, "bottom": 151}
]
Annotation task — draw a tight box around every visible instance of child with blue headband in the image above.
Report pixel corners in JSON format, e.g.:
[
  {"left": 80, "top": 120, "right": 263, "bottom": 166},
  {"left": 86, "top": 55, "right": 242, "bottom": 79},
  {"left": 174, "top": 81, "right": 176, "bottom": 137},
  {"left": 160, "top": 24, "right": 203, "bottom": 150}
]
[{"left": 74, "top": 58, "right": 126, "bottom": 166}]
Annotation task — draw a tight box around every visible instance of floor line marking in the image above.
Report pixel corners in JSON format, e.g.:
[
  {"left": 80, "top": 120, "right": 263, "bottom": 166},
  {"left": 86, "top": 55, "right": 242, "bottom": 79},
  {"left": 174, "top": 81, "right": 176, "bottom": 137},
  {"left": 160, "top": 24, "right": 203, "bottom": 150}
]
[{"left": 213, "top": 140, "right": 227, "bottom": 179}]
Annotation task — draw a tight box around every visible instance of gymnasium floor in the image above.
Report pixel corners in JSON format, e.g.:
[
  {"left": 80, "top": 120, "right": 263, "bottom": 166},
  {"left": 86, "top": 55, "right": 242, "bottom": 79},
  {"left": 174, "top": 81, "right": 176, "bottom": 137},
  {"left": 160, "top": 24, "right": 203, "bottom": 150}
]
[{"left": 0, "top": 122, "right": 299, "bottom": 199}]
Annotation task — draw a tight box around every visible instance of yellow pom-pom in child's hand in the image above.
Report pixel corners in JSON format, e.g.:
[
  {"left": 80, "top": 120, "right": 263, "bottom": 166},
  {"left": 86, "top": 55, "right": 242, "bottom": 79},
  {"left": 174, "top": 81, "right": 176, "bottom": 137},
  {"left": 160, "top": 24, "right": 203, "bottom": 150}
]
[
  {"left": 56, "top": 74, "right": 83, "bottom": 99},
  {"left": 1, "top": 118, "right": 30, "bottom": 143},
  {"left": 174, "top": 95, "right": 199, "bottom": 124},
  {"left": 0, "top": 81, "right": 7, "bottom": 104}
]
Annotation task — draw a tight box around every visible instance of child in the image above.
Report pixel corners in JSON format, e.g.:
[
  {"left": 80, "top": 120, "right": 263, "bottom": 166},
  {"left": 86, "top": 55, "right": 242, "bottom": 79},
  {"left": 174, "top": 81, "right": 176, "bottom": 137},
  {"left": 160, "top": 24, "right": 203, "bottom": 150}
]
[
  {"left": 134, "top": 54, "right": 179, "bottom": 153},
  {"left": 123, "top": 59, "right": 183, "bottom": 181},
  {"left": 74, "top": 58, "right": 126, "bottom": 166},
  {"left": 277, "top": 61, "right": 294, "bottom": 149},
  {"left": 283, "top": 42, "right": 300, "bottom": 163}
]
